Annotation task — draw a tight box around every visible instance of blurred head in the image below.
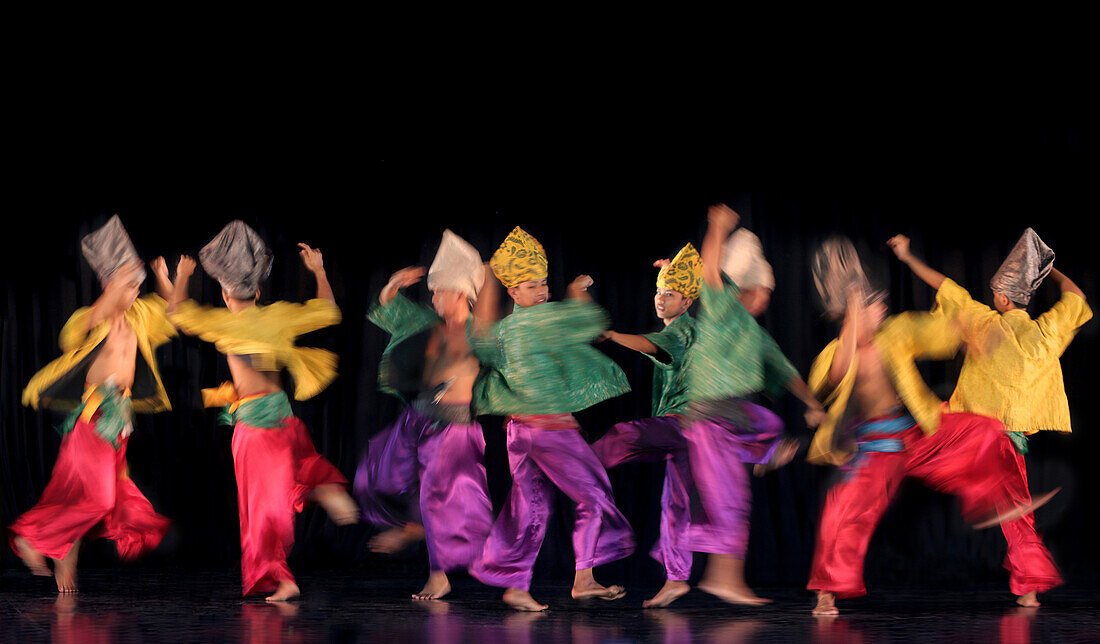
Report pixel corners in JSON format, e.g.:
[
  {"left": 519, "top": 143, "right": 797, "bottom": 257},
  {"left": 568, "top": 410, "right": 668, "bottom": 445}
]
[
  {"left": 222, "top": 287, "right": 260, "bottom": 312},
  {"left": 431, "top": 288, "right": 470, "bottom": 319},
  {"left": 857, "top": 298, "right": 888, "bottom": 343},
  {"left": 104, "top": 272, "right": 142, "bottom": 311},
  {"left": 654, "top": 287, "right": 693, "bottom": 322},
  {"left": 507, "top": 278, "right": 549, "bottom": 308},
  {"left": 738, "top": 286, "right": 773, "bottom": 317},
  {"left": 992, "top": 290, "right": 1026, "bottom": 313}
]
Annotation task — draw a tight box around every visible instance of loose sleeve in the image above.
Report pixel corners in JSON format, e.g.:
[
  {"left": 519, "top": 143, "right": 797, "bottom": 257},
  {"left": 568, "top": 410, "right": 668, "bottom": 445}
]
[
  {"left": 277, "top": 298, "right": 342, "bottom": 336},
  {"left": 133, "top": 295, "right": 177, "bottom": 348},
  {"left": 367, "top": 293, "right": 436, "bottom": 337},
  {"left": 643, "top": 324, "right": 690, "bottom": 370},
  {"left": 168, "top": 300, "right": 236, "bottom": 340},
  {"left": 467, "top": 318, "right": 504, "bottom": 368},
  {"left": 934, "top": 278, "right": 997, "bottom": 341},
  {"left": 1036, "top": 292, "right": 1093, "bottom": 353},
  {"left": 58, "top": 307, "right": 95, "bottom": 353},
  {"left": 761, "top": 331, "right": 800, "bottom": 397}
]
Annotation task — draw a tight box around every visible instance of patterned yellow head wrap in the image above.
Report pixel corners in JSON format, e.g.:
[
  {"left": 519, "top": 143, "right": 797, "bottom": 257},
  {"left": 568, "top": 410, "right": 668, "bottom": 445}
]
[
  {"left": 490, "top": 226, "right": 548, "bottom": 288},
  {"left": 656, "top": 243, "right": 702, "bottom": 300}
]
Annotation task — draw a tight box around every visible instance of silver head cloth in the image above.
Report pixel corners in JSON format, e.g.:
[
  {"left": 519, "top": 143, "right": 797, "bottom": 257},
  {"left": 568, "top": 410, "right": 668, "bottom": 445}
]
[
  {"left": 812, "top": 236, "right": 881, "bottom": 318},
  {"left": 989, "top": 228, "right": 1054, "bottom": 306},
  {"left": 427, "top": 229, "right": 484, "bottom": 302},
  {"left": 199, "top": 221, "right": 273, "bottom": 300},
  {"left": 721, "top": 228, "right": 775, "bottom": 290},
  {"left": 81, "top": 215, "right": 146, "bottom": 285}
]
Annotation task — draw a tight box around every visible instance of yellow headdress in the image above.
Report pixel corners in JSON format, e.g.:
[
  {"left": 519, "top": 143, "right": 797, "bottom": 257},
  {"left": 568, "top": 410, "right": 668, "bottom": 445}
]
[
  {"left": 490, "top": 226, "right": 548, "bottom": 288},
  {"left": 656, "top": 243, "right": 702, "bottom": 300}
]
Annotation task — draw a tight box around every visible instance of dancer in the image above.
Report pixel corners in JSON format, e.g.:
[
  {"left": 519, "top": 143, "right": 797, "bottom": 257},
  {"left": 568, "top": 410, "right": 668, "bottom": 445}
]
[
  {"left": 467, "top": 226, "right": 635, "bottom": 611},
  {"left": 889, "top": 230, "right": 1091, "bottom": 606},
  {"left": 681, "top": 204, "right": 823, "bottom": 605},
  {"left": 13, "top": 216, "right": 174, "bottom": 592},
  {"left": 354, "top": 230, "right": 493, "bottom": 601},
  {"left": 593, "top": 244, "right": 699, "bottom": 608},
  {"left": 806, "top": 236, "right": 1047, "bottom": 615},
  {"left": 721, "top": 227, "right": 775, "bottom": 317},
  {"left": 168, "top": 221, "right": 358, "bottom": 602}
]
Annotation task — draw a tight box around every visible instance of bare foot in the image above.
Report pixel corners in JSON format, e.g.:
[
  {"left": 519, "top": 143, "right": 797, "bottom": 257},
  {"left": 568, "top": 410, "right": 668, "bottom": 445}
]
[
  {"left": 52, "top": 549, "right": 79, "bottom": 594},
  {"left": 697, "top": 579, "right": 770, "bottom": 606},
  {"left": 369, "top": 524, "right": 426, "bottom": 554},
  {"left": 13, "top": 536, "right": 50, "bottom": 576},
  {"left": 571, "top": 582, "right": 627, "bottom": 601},
  {"left": 643, "top": 580, "right": 690, "bottom": 608},
  {"left": 1016, "top": 591, "right": 1040, "bottom": 607},
  {"left": 311, "top": 484, "right": 360, "bottom": 526},
  {"left": 974, "top": 488, "right": 1061, "bottom": 530},
  {"left": 413, "top": 571, "right": 451, "bottom": 600},
  {"left": 503, "top": 588, "right": 549, "bottom": 612},
  {"left": 266, "top": 580, "right": 301, "bottom": 602},
  {"left": 812, "top": 591, "right": 839, "bottom": 615}
]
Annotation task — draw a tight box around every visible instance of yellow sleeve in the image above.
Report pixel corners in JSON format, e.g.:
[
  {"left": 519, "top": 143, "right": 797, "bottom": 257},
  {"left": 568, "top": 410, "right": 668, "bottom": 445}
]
[
  {"left": 269, "top": 299, "right": 342, "bottom": 337},
  {"left": 1036, "top": 292, "right": 1093, "bottom": 353},
  {"left": 889, "top": 311, "right": 962, "bottom": 360},
  {"left": 806, "top": 340, "right": 858, "bottom": 466},
  {"left": 808, "top": 340, "right": 840, "bottom": 400},
  {"left": 58, "top": 306, "right": 96, "bottom": 353},
  {"left": 934, "top": 278, "right": 997, "bottom": 342},
  {"left": 132, "top": 295, "right": 178, "bottom": 348},
  {"left": 168, "top": 300, "right": 237, "bottom": 340}
]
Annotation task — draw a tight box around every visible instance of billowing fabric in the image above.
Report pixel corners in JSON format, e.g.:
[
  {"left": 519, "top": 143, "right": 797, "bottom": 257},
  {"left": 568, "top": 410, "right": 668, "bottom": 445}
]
[
  {"left": 56, "top": 384, "right": 133, "bottom": 449},
  {"left": 935, "top": 278, "right": 1092, "bottom": 434},
  {"left": 24, "top": 295, "right": 176, "bottom": 414},
  {"left": 592, "top": 416, "right": 692, "bottom": 581},
  {"left": 989, "top": 228, "right": 1055, "bottom": 306},
  {"left": 656, "top": 243, "right": 702, "bottom": 300},
  {"left": 489, "top": 226, "right": 547, "bottom": 288},
  {"left": 427, "top": 229, "right": 484, "bottom": 302},
  {"left": 999, "top": 448, "right": 1063, "bottom": 595},
  {"left": 354, "top": 405, "right": 492, "bottom": 572},
  {"left": 470, "top": 416, "right": 635, "bottom": 590},
  {"left": 682, "top": 403, "right": 784, "bottom": 557},
  {"left": 806, "top": 312, "right": 963, "bottom": 466},
  {"left": 811, "top": 236, "right": 879, "bottom": 318},
  {"left": 367, "top": 293, "right": 442, "bottom": 402},
  {"left": 198, "top": 220, "right": 273, "bottom": 300},
  {"left": 80, "top": 214, "right": 146, "bottom": 285},
  {"left": 169, "top": 298, "right": 340, "bottom": 400},
  {"left": 8, "top": 413, "right": 170, "bottom": 562},
  {"left": 721, "top": 228, "right": 774, "bottom": 290},
  {"left": 642, "top": 313, "right": 694, "bottom": 417},
  {"left": 685, "top": 277, "right": 798, "bottom": 403},
  {"left": 468, "top": 299, "right": 630, "bottom": 415},
  {"left": 233, "top": 412, "right": 348, "bottom": 596},
  {"left": 808, "top": 412, "right": 1054, "bottom": 598}
]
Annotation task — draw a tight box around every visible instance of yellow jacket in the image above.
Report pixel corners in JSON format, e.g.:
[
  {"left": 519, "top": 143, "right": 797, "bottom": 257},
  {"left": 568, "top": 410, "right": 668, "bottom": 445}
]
[
  {"left": 23, "top": 295, "right": 176, "bottom": 413},
  {"left": 934, "top": 278, "right": 1092, "bottom": 433},
  {"left": 807, "top": 312, "right": 962, "bottom": 465},
  {"left": 169, "top": 298, "right": 341, "bottom": 400}
]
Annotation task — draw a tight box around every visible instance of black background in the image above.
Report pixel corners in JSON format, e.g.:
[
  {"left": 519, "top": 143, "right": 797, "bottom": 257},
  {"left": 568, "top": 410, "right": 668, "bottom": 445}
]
[{"left": 2, "top": 116, "right": 1096, "bottom": 595}]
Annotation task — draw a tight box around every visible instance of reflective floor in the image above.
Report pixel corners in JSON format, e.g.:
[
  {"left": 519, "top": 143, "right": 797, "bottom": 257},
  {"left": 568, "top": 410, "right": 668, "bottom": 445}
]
[{"left": 2, "top": 569, "right": 1098, "bottom": 643}]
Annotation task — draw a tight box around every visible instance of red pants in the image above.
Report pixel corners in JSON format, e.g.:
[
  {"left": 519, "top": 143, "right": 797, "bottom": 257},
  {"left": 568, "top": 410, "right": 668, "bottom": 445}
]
[
  {"left": 808, "top": 412, "right": 1059, "bottom": 598},
  {"left": 999, "top": 448, "right": 1062, "bottom": 595},
  {"left": 9, "top": 416, "right": 169, "bottom": 561},
  {"left": 233, "top": 416, "right": 348, "bottom": 596}
]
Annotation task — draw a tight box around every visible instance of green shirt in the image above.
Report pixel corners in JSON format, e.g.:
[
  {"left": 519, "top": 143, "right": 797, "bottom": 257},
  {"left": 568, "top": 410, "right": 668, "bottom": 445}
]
[
  {"left": 468, "top": 299, "right": 631, "bottom": 415},
  {"left": 642, "top": 312, "right": 695, "bottom": 417},
  {"left": 367, "top": 293, "right": 442, "bottom": 402},
  {"left": 686, "top": 277, "right": 797, "bottom": 402}
]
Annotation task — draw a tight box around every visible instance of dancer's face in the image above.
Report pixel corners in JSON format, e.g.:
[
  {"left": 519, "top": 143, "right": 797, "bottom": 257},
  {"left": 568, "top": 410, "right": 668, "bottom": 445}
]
[
  {"left": 431, "top": 289, "right": 468, "bottom": 319},
  {"left": 654, "top": 288, "right": 691, "bottom": 322},
  {"left": 858, "top": 300, "right": 887, "bottom": 342},
  {"left": 508, "top": 279, "right": 549, "bottom": 308}
]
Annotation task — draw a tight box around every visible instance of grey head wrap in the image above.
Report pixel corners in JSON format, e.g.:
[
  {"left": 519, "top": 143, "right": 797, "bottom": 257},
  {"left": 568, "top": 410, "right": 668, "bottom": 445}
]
[
  {"left": 81, "top": 215, "right": 146, "bottom": 285},
  {"left": 199, "top": 221, "right": 273, "bottom": 300},
  {"left": 989, "top": 228, "right": 1054, "bottom": 306},
  {"left": 812, "top": 235, "right": 883, "bottom": 318}
]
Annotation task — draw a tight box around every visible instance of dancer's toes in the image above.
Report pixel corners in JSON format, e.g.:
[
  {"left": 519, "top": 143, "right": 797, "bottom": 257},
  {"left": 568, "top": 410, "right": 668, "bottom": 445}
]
[
  {"left": 412, "top": 572, "right": 451, "bottom": 601},
  {"left": 265, "top": 580, "right": 301, "bottom": 602},
  {"left": 14, "top": 536, "right": 49, "bottom": 576},
  {"left": 697, "top": 580, "right": 770, "bottom": 606},
  {"left": 503, "top": 588, "right": 549, "bottom": 612},
  {"left": 571, "top": 582, "right": 626, "bottom": 601},
  {"left": 643, "top": 580, "right": 690, "bottom": 608},
  {"left": 53, "top": 562, "right": 78, "bottom": 593}
]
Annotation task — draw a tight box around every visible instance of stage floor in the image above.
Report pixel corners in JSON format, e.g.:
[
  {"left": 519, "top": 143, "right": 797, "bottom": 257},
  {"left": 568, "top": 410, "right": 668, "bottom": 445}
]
[{"left": 1, "top": 568, "right": 1098, "bottom": 643}]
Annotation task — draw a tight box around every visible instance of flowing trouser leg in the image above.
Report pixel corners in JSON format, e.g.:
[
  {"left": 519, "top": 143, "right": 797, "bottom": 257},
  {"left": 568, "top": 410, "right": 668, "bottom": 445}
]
[
  {"left": 998, "top": 448, "right": 1062, "bottom": 595},
  {"left": 97, "top": 434, "right": 170, "bottom": 561},
  {"left": 353, "top": 409, "right": 424, "bottom": 526}
]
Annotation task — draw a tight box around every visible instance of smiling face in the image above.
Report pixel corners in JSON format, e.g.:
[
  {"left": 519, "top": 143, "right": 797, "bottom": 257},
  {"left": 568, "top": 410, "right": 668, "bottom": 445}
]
[
  {"left": 654, "top": 287, "right": 692, "bottom": 323},
  {"left": 507, "top": 278, "right": 549, "bottom": 307}
]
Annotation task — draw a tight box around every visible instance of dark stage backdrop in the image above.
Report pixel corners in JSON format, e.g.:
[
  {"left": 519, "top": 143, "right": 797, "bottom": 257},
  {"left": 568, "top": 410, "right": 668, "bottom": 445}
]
[{"left": 2, "top": 126, "right": 1097, "bottom": 594}]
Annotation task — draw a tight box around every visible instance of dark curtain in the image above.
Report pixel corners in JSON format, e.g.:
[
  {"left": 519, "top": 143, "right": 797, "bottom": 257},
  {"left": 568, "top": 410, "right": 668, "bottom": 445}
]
[{"left": 3, "top": 125, "right": 1096, "bottom": 591}]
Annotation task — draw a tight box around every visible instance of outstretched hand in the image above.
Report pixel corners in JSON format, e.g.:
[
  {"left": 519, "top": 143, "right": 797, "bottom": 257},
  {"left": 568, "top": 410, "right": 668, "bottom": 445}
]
[
  {"left": 176, "top": 255, "right": 197, "bottom": 278},
  {"left": 299, "top": 243, "right": 325, "bottom": 273},
  {"left": 151, "top": 257, "right": 169, "bottom": 282},
  {"left": 886, "top": 235, "right": 911, "bottom": 261},
  {"left": 653, "top": 258, "right": 671, "bottom": 270}
]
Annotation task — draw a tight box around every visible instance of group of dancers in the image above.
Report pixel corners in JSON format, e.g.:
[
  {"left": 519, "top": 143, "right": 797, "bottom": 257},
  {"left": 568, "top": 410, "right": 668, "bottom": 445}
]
[{"left": 8, "top": 206, "right": 1091, "bottom": 615}]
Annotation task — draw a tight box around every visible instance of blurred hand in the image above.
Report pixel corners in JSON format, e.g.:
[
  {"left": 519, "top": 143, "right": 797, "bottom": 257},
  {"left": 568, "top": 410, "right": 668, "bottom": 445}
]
[
  {"left": 298, "top": 243, "right": 325, "bottom": 273},
  {"left": 886, "top": 235, "right": 912, "bottom": 261},
  {"left": 708, "top": 203, "right": 740, "bottom": 231},
  {"left": 653, "top": 258, "right": 671, "bottom": 270},
  {"left": 150, "top": 257, "right": 169, "bottom": 282},
  {"left": 176, "top": 255, "right": 197, "bottom": 278},
  {"left": 570, "top": 274, "right": 594, "bottom": 291}
]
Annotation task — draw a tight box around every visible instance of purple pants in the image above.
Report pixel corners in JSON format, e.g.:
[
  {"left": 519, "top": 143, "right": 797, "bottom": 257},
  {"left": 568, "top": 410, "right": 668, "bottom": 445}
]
[
  {"left": 354, "top": 407, "right": 493, "bottom": 573},
  {"left": 682, "top": 403, "right": 783, "bottom": 557},
  {"left": 470, "top": 416, "right": 636, "bottom": 590},
  {"left": 591, "top": 415, "right": 692, "bottom": 581}
]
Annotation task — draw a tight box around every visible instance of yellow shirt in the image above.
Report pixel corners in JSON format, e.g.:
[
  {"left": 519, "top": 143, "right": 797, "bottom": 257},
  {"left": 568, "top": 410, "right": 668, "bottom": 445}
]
[
  {"left": 23, "top": 295, "right": 176, "bottom": 413},
  {"left": 169, "top": 298, "right": 341, "bottom": 401},
  {"left": 807, "top": 312, "right": 962, "bottom": 465},
  {"left": 934, "top": 278, "right": 1092, "bottom": 434}
]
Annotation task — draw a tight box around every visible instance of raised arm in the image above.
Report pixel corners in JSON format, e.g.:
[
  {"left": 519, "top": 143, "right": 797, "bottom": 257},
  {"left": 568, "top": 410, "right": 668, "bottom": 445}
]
[
  {"left": 702, "top": 204, "right": 740, "bottom": 289},
  {"left": 829, "top": 285, "right": 862, "bottom": 388},
  {"left": 378, "top": 266, "right": 426, "bottom": 306},
  {"left": 299, "top": 243, "right": 334, "bottom": 303},
  {"left": 887, "top": 235, "right": 946, "bottom": 290},
  {"left": 150, "top": 257, "right": 173, "bottom": 301},
  {"left": 82, "top": 262, "right": 143, "bottom": 330},
  {"left": 472, "top": 263, "right": 500, "bottom": 327},
  {"left": 167, "top": 255, "right": 196, "bottom": 316},
  {"left": 604, "top": 331, "right": 660, "bottom": 356},
  {"left": 1050, "top": 267, "right": 1086, "bottom": 300},
  {"left": 566, "top": 274, "right": 594, "bottom": 302}
]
